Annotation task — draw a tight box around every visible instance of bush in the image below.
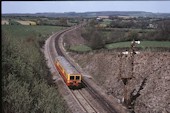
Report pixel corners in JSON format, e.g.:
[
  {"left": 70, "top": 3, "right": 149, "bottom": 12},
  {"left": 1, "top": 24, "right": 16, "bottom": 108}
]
[
  {"left": 81, "top": 26, "right": 105, "bottom": 49},
  {"left": 2, "top": 25, "right": 69, "bottom": 113},
  {"left": 157, "top": 20, "right": 170, "bottom": 41}
]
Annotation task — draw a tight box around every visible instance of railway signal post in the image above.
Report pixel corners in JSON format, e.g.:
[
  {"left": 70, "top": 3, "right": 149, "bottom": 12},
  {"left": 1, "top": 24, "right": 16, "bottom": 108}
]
[{"left": 120, "top": 39, "right": 140, "bottom": 108}]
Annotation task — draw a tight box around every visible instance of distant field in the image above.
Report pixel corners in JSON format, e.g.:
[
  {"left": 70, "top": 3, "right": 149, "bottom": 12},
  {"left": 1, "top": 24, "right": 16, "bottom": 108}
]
[
  {"left": 2, "top": 25, "right": 67, "bottom": 39},
  {"left": 16, "top": 20, "right": 36, "bottom": 25},
  {"left": 103, "top": 19, "right": 112, "bottom": 24},
  {"left": 105, "top": 41, "right": 170, "bottom": 49},
  {"left": 1, "top": 20, "right": 36, "bottom": 25},
  {"left": 69, "top": 45, "right": 92, "bottom": 52},
  {"left": 99, "top": 19, "right": 113, "bottom": 27},
  {"left": 68, "top": 41, "right": 170, "bottom": 52},
  {"left": 1, "top": 20, "right": 9, "bottom": 25}
]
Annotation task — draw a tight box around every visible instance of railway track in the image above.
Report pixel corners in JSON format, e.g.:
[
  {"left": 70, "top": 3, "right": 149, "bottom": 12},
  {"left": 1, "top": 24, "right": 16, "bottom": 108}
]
[
  {"left": 72, "top": 90, "right": 98, "bottom": 113},
  {"left": 45, "top": 24, "right": 99, "bottom": 113},
  {"left": 82, "top": 81, "right": 118, "bottom": 113},
  {"left": 45, "top": 24, "right": 127, "bottom": 113}
]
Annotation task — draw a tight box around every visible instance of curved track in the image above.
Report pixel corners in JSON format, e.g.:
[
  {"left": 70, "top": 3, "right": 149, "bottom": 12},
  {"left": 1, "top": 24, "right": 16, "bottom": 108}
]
[
  {"left": 72, "top": 90, "right": 98, "bottom": 113},
  {"left": 46, "top": 24, "right": 126, "bottom": 113},
  {"left": 82, "top": 81, "right": 118, "bottom": 113}
]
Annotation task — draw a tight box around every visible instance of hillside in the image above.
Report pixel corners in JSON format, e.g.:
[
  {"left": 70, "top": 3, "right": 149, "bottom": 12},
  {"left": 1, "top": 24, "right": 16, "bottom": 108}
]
[
  {"left": 69, "top": 51, "right": 170, "bottom": 113},
  {"left": 62, "top": 25, "right": 170, "bottom": 113},
  {"left": 2, "top": 11, "right": 170, "bottom": 18}
]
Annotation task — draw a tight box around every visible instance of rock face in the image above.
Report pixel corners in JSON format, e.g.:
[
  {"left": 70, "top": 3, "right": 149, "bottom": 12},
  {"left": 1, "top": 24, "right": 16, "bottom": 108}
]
[{"left": 70, "top": 51, "right": 170, "bottom": 113}]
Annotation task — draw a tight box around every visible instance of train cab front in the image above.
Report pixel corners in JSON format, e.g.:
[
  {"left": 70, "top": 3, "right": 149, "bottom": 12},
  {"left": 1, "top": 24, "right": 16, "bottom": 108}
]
[{"left": 68, "top": 75, "right": 82, "bottom": 89}]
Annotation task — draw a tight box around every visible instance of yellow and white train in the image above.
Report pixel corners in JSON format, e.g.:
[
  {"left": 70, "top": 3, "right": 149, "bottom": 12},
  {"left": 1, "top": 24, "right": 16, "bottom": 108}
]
[{"left": 55, "top": 56, "right": 82, "bottom": 88}]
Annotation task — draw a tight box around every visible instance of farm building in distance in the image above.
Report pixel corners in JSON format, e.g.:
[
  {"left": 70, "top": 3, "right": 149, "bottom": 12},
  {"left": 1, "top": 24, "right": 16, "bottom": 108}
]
[{"left": 96, "top": 16, "right": 110, "bottom": 20}]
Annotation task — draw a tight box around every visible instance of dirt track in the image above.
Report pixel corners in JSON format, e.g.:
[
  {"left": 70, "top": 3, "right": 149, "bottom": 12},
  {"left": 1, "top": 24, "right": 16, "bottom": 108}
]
[{"left": 69, "top": 50, "right": 170, "bottom": 113}]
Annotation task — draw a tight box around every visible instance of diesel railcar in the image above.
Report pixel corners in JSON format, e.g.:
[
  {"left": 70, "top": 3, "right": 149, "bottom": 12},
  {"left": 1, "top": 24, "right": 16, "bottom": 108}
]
[{"left": 55, "top": 56, "right": 82, "bottom": 88}]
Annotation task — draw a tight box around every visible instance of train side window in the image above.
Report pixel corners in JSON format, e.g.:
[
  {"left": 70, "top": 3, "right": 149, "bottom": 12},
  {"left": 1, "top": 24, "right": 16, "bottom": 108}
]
[
  {"left": 70, "top": 76, "right": 74, "bottom": 80},
  {"left": 76, "top": 76, "right": 80, "bottom": 80}
]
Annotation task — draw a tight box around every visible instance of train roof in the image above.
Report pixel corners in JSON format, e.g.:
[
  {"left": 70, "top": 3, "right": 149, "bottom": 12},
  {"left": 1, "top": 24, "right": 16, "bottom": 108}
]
[{"left": 56, "top": 56, "right": 79, "bottom": 74}]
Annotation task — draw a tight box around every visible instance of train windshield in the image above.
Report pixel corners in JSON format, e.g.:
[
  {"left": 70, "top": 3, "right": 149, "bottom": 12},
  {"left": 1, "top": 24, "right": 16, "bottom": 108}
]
[
  {"left": 76, "top": 76, "right": 80, "bottom": 80},
  {"left": 70, "top": 76, "right": 74, "bottom": 80}
]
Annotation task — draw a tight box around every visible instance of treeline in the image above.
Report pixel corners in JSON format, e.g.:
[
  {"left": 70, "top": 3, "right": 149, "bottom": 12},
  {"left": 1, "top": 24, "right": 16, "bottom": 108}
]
[
  {"left": 36, "top": 18, "right": 70, "bottom": 27},
  {"left": 2, "top": 16, "right": 81, "bottom": 27},
  {"left": 2, "top": 26, "right": 69, "bottom": 113},
  {"left": 108, "top": 17, "right": 154, "bottom": 29},
  {"left": 81, "top": 19, "right": 170, "bottom": 49},
  {"left": 81, "top": 20, "right": 105, "bottom": 49},
  {"left": 109, "top": 19, "right": 149, "bottom": 29}
]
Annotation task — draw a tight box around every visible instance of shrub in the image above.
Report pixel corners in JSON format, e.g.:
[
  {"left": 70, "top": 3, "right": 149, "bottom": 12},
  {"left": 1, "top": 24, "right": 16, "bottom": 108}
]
[{"left": 2, "top": 25, "right": 69, "bottom": 113}]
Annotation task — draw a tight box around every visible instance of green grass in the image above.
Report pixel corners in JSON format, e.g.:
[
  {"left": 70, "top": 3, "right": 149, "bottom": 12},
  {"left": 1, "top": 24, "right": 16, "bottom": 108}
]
[
  {"left": 70, "top": 45, "right": 92, "bottom": 52},
  {"left": 138, "top": 41, "right": 170, "bottom": 48},
  {"left": 101, "top": 19, "right": 112, "bottom": 26},
  {"left": 105, "top": 41, "right": 170, "bottom": 49},
  {"left": 2, "top": 25, "right": 67, "bottom": 40}
]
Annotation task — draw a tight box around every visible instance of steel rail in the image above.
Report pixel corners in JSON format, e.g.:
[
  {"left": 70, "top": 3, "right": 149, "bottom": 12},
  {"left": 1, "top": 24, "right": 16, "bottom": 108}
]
[
  {"left": 82, "top": 81, "right": 118, "bottom": 113},
  {"left": 72, "top": 90, "right": 97, "bottom": 113}
]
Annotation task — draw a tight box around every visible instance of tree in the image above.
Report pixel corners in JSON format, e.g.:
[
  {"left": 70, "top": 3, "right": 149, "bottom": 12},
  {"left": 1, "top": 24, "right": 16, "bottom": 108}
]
[
  {"left": 89, "top": 30, "right": 105, "bottom": 49},
  {"left": 81, "top": 19, "right": 105, "bottom": 50},
  {"left": 157, "top": 20, "right": 170, "bottom": 40},
  {"left": 59, "top": 18, "right": 68, "bottom": 26},
  {"left": 128, "top": 31, "right": 139, "bottom": 41},
  {"left": 88, "top": 19, "right": 98, "bottom": 27},
  {"left": 2, "top": 26, "right": 69, "bottom": 113}
]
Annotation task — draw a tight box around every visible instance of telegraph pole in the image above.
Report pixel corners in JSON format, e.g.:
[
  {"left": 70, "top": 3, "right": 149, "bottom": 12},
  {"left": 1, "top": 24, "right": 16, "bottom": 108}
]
[{"left": 120, "top": 39, "right": 140, "bottom": 107}]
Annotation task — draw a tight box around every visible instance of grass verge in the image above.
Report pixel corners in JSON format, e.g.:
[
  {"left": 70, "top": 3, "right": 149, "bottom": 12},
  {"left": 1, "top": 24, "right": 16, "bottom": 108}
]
[
  {"left": 105, "top": 41, "right": 170, "bottom": 49},
  {"left": 69, "top": 45, "right": 92, "bottom": 52}
]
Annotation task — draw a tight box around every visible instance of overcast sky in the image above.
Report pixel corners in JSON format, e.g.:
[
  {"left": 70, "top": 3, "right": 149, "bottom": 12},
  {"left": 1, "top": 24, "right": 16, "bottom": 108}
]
[{"left": 2, "top": 1, "right": 170, "bottom": 14}]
